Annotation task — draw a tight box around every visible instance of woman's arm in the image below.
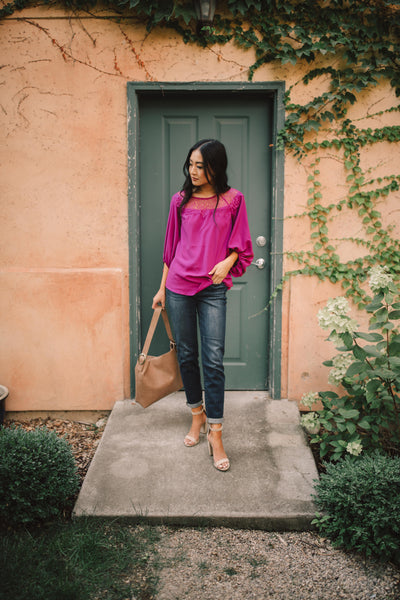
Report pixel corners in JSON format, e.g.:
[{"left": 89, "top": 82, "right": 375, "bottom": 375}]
[
  {"left": 152, "top": 263, "right": 169, "bottom": 309},
  {"left": 227, "top": 193, "right": 254, "bottom": 277},
  {"left": 208, "top": 251, "right": 239, "bottom": 285},
  {"left": 153, "top": 194, "right": 180, "bottom": 309}
]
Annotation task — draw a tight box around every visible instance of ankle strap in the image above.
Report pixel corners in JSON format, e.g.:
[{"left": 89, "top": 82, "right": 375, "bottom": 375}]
[
  {"left": 191, "top": 406, "right": 204, "bottom": 416},
  {"left": 209, "top": 424, "right": 223, "bottom": 431}
]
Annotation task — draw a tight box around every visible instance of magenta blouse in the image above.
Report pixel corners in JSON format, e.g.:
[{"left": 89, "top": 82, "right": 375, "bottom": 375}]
[{"left": 163, "top": 188, "right": 254, "bottom": 295}]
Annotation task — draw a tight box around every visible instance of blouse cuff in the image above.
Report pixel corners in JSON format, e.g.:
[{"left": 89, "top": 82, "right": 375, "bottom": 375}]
[{"left": 229, "top": 245, "right": 253, "bottom": 277}]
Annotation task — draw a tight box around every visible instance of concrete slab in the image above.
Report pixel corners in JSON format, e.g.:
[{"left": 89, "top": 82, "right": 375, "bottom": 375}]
[{"left": 73, "top": 392, "right": 319, "bottom": 530}]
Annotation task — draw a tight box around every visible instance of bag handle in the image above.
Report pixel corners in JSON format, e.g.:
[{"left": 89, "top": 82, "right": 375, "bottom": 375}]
[{"left": 139, "top": 307, "right": 176, "bottom": 363}]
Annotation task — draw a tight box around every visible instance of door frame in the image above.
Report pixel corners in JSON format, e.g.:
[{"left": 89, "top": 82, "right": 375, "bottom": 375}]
[{"left": 127, "top": 81, "right": 285, "bottom": 399}]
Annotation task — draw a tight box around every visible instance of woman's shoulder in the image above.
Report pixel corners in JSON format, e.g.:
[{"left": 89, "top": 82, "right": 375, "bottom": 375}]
[
  {"left": 171, "top": 191, "right": 184, "bottom": 205},
  {"left": 222, "top": 187, "right": 244, "bottom": 209},
  {"left": 227, "top": 187, "right": 244, "bottom": 198}
]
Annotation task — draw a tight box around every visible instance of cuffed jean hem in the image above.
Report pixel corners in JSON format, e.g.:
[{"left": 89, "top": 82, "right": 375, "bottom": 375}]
[
  {"left": 207, "top": 417, "right": 224, "bottom": 424},
  {"left": 186, "top": 400, "right": 203, "bottom": 410}
]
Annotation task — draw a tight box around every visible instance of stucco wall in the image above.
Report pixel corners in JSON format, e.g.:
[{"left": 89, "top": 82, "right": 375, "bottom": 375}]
[{"left": 1, "top": 7, "right": 399, "bottom": 410}]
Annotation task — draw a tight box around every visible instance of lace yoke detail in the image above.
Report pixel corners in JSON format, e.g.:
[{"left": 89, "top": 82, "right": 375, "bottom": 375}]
[{"left": 184, "top": 188, "right": 240, "bottom": 211}]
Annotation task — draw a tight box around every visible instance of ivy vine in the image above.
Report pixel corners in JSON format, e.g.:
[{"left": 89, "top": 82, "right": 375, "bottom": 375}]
[{"left": 2, "top": 0, "right": 400, "bottom": 308}]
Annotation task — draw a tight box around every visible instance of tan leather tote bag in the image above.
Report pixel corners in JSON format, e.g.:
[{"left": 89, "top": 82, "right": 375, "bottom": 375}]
[{"left": 134, "top": 307, "right": 183, "bottom": 408}]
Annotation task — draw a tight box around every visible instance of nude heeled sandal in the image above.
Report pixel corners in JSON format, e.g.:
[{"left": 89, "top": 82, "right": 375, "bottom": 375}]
[
  {"left": 207, "top": 424, "right": 230, "bottom": 472},
  {"left": 183, "top": 406, "right": 207, "bottom": 447}
]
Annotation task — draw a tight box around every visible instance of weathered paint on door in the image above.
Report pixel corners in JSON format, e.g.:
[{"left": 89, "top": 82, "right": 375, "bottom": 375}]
[{"left": 138, "top": 92, "right": 273, "bottom": 389}]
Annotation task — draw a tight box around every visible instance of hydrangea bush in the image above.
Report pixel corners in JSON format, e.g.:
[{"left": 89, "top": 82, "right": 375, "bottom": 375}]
[{"left": 301, "top": 266, "right": 400, "bottom": 461}]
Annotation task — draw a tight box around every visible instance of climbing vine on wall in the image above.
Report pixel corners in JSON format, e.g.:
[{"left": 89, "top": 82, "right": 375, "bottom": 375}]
[{"left": 2, "top": 0, "right": 400, "bottom": 307}]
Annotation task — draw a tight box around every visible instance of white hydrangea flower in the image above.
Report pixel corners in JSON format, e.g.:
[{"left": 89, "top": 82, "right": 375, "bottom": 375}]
[
  {"left": 328, "top": 332, "right": 343, "bottom": 348},
  {"left": 317, "top": 297, "right": 358, "bottom": 345},
  {"left": 328, "top": 352, "right": 354, "bottom": 385},
  {"left": 301, "top": 391, "right": 319, "bottom": 409},
  {"left": 328, "top": 297, "right": 348, "bottom": 313},
  {"left": 346, "top": 440, "right": 363, "bottom": 456},
  {"left": 300, "top": 412, "right": 321, "bottom": 434},
  {"left": 369, "top": 265, "right": 393, "bottom": 293}
]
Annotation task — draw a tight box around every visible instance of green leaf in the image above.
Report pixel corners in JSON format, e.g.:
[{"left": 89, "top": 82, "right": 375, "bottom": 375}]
[
  {"left": 304, "top": 120, "right": 321, "bottom": 132},
  {"left": 375, "top": 307, "right": 389, "bottom": 321},
  {"left": 319, "top": 391, "right": 339, "bottom": 400},
  {"left": 363, "top": 345, "right": 384, "bottom": 358},
  {"left": 389, "top": 310, "right": 400, "bottom": 320},
  {"left": 358, "top": 419, "right": 371, "bottom": 430},
  {"left": 346, "top": 361, "right": 366, "bottom": 376},
  {"left": 356, "top": 332, "right": 384, "bottom": 342},
  {"left": 353, "top": 345, "right": 367, "bottom": 360},
  {"left": 368, "top": 322, "right": 383, "bottom": 331},
  {"left": 346, "top": 422, "right": 356, "bottom": 434},
  {"left": 373, "top": 368, "right": 396, "bottom": 379},
  {"left": 365, "top": 302, "right": 384, "bottom": 313},
  {"left": 341, "top": 332, "right": 354, "bottom": 349},
  {"left": 173, "top": 5, "right": 195, "bottom": 24},
  {"left": 338, "top": 408, "right": 359, "bottom": 419},
  {"left": 389, "top": 341, "right": 400, "bottom": 355},
  {"left": 366, "top": 379, "right": 381, "bottom": 393}
]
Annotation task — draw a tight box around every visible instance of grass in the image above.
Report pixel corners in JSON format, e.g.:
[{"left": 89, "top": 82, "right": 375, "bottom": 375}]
[
  {"left": 197, "top": 560, "right": 210, "bottom": 572},
  {"left": 223, "top": 566, "right": 238, "bottom": 576},
  {"left": 0, "top": 518, "right": 160, "bottom": 600}
]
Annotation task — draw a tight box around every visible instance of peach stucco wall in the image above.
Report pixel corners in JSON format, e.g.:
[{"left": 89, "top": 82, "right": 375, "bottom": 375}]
[{"left": 1, "top": 7, "right": 399, "bottom": 410}]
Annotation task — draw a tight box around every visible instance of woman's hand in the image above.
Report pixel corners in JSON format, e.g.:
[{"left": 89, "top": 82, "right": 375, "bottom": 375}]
[
  {"left": 209, "top": 252, "right": 238, "bottom": 285},
  {"left": 152, "top": 288, "right": 166, "bottom": 309}
]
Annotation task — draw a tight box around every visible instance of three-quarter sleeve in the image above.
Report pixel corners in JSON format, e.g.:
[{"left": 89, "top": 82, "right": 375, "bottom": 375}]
[
  {"left": 228, "top": 193, "right": 254, "bottom": 277},
  {"left": 162, "top": 193, "right": 181, "bottom": 267}
]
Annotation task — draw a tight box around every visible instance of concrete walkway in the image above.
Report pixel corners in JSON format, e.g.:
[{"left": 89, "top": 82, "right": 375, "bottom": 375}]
[{"left": 73, "top": 392, "right": 319, "bottom": 530}]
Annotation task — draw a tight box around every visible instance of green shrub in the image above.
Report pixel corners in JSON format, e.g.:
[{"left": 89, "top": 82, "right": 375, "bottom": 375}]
[
  {"left": 0, "top": 426, "right": 79, "bottom": 526},
  {"left": 312, "top": 452, "right": 400, "bottom": 562},
  {"left": 302, "top": 267, "right": 400, "bottom": 462}
]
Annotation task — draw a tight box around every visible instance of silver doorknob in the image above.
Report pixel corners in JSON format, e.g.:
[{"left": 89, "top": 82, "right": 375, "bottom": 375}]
[
  {"left": 252, "top": 258, "right": 265, "bottom": 269},
  {"left": 256, "top": 236, "right": 267, "bottom": 247}
]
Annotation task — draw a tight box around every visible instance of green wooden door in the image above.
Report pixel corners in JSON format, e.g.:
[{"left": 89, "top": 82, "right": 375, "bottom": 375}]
[{"left": 138, "top": 92, "right": 272, "bottom": 390}]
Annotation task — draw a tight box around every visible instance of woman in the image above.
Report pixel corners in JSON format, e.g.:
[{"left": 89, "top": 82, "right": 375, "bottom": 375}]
[{"left": 152, "top": 139, "right": 253, "bottom": 471}]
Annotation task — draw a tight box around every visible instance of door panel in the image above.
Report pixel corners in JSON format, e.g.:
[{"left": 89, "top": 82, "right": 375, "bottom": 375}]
[{"left": 139, "top": 93, "right": 272, "bottom": 389}]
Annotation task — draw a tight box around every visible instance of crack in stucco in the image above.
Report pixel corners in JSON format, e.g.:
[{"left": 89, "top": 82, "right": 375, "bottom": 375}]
[
  {"left": 119, "top": 25, "right": 154, "bottom": 81},
  {"left": 27, "top": 59, "right": 52, "bottom": 64},
  {"left": 20, "top": 18, "right": 123, "bottom": 78},
  {"left": 15, "top": 91, "right": 30, "bottom": 125},
  {"left": 9, "top": 85, "right": 74, "bottom": 129},
  {"left": 208, "top": 46, "right": 249, "bottom": 72}
]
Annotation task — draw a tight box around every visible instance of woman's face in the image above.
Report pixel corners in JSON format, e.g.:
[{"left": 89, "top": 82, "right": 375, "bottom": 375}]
[{"left": 189, "top": 149, "right": 211, "bottom": 189}]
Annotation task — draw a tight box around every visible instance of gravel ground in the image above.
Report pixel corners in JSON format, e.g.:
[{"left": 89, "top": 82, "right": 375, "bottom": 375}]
[
  {"left": 150, "top": 527, "right": 400, "bottom": 600},
  {"left": 6, "top": 416, "right": 400, "bottom": 600}
]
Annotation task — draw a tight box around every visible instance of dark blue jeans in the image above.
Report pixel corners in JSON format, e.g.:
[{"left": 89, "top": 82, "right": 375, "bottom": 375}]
[{"left": 166, "top": 284, "right": 227, "bottom": 423}]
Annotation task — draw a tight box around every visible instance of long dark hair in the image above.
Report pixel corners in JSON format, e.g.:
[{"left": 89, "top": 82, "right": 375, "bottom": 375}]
[{"left": 178, "top": 139, "right": 230, "bottom": 219}]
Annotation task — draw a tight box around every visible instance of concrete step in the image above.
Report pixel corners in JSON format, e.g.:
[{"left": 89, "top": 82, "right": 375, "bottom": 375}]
[{"left": 73, "top": 392, "right": 318, "bottom": 530}]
